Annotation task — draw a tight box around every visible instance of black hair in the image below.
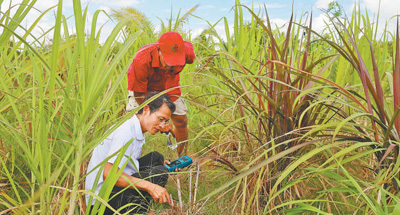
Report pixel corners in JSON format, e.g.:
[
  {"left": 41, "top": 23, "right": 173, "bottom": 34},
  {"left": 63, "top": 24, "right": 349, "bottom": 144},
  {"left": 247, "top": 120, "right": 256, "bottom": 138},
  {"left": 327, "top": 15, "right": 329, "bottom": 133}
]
[{"left": 137, "top": 92, "right": 176, "bottom": 114}]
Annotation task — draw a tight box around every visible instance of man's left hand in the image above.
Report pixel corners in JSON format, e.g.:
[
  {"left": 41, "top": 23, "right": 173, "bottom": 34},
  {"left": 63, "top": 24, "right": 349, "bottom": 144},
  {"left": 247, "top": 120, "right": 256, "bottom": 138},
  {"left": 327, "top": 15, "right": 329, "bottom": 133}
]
[{"left": 160, "top": 124, "right": 174, "bottom": 135}]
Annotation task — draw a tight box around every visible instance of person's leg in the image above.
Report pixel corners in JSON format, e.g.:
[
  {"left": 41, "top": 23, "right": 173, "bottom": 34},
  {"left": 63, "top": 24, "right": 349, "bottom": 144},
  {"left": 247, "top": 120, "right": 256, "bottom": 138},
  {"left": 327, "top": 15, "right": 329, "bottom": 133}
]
[
  {"left": 137, "top": 152, "right": 168, "bottom": 186},
  {"left": 171, "top": 114, "right": 188, "bottom": 156},
  {"left": 128, "top": 153, "right": 169, "bottom": 213},
  {"left": 86, "top": 187, "right": 147, "bottom": 215},
  {"left": 138, "top": 151, "right": 164, "bottom": 171},
  {"left": 171, "top": 98, "right": 188, "bottom": 156},
  {"left": 101, "top": 167, "right": 169, "bottom": 214},
  {"left": 126, "top": 91, "right": 139, "bottom": 112},
  {"left": 121, "top": 165, "right": 168, "bottom": 214},
  {"left": 104, "top": 186, "right": 149, "bottom": 215},
  {"left": 102, "top": 152, "right": 169, "bottom": 214}
]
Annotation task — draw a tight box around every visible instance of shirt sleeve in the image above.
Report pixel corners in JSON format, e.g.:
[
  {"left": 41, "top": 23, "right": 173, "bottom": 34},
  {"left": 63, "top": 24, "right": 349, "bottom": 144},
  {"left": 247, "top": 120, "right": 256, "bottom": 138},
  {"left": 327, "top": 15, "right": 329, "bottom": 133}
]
[
  {"left": 127, "top": 58, "right": 150, "bottom": 93},
  {"left": 184, "top": 41, "right": 196, "bottom": 64},
  {"left": 105, "top": 124, "right": 136, "bottom": 167}
]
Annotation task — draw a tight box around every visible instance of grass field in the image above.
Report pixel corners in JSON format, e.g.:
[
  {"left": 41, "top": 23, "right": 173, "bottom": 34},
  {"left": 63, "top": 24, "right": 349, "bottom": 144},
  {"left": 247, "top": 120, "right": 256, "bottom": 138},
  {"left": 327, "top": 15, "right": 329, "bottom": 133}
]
[{"left": 1, "top": 0, "right": 400, "bottom": 214}]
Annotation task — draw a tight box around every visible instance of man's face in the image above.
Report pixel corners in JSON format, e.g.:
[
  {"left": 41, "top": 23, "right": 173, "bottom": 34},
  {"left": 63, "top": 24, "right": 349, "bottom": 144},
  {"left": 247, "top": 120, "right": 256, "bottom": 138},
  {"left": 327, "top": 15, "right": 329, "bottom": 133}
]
[
  {"left": 141, "top": 103, "right": 172, "bottom": 135},
  {"left": 159, "top": 51, "right": 181, "bottom": 74}
]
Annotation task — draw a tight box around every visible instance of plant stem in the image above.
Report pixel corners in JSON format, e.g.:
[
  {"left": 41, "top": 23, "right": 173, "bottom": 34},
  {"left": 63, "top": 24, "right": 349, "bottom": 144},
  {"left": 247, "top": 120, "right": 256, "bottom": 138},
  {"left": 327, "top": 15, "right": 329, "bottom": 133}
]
[
  {"left": 67, "top": 133, "right": 83, "bottom": 215},
  {"left": 177, "top": 177, "right": 183, "bottom": 209}
]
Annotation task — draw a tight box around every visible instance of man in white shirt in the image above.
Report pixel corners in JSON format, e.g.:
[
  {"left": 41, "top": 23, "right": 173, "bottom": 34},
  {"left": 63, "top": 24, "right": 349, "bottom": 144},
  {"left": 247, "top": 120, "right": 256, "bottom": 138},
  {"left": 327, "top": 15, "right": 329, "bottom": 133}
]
[{"left": 85, "top": 92, "right": 176, "bottom": 214}]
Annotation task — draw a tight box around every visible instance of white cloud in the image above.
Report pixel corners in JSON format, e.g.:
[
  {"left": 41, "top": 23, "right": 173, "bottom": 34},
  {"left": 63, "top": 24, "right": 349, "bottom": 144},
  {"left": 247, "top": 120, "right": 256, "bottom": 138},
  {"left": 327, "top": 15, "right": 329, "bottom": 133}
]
[
  {"left": 313, "top": 0, "right": 337, "bottom": 10},
  {"left": 311, "top": 13, "right": 331, "bottom": 34},
  {"left": 341, "top": 0, "right": 398, "bottom": 39},
  {"left": 213, "top": 23, "right": 234, "bottom": 42},
  {"left": 254, "top": 3, "right": 286, "bottom": 9},
  {"left": 91, "top": 0, "right": 139, "bottom": 8},
  {"left": 362, "top": 0, "right": 400, "bottom": 21},
  {"left": 0, "top": 0, "right": 124, "bottom": 44},
  {"left": 220, "top": 7, "right": 230, "bottom": 12},
  {"left": 201, "top": 5, "right": 215, "bottom": 9},
  {"left": 362, "top": 0, "right": 400, "bottom": 39},
  {"left": 270, "top": 18, "right": 287, "bottom": 28},
  {"left": 2, "top": 0, "right": 399, "bottom": 46},
  {"left": 190, "top": 27, "right": 204, "bottom": 39},
  {"left": 98, "top": 6, "right": 111, "bottom": 13},
  {"left": 1, "top": 0, "right": 23, "bottom": 17},
  {"left": 1, "top": 0, "right": 58, "bottom": 43},
  {"left": 34, "top": 0, "right": 58, "bottom": 11},
  {"left": 311, "top": 0, "right": 399, "bottom": 37}
]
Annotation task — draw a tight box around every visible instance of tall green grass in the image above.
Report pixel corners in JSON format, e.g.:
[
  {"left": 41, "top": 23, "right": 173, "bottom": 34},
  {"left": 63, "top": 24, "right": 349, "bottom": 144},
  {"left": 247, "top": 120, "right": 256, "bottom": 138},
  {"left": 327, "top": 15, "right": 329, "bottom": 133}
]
[
  {"left": 0, "top": 0, "right": 145, "bottom": 213},
  {"left": 187, "top": 1, "right": 400, "bottom": 214}
]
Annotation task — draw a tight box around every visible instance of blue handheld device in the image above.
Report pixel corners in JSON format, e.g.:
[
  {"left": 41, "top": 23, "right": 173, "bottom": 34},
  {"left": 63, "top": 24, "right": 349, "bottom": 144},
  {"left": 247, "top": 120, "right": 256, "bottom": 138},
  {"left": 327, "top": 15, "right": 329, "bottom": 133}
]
[{"left": 164, "top": 156, "right": 193, "bottom": 172}]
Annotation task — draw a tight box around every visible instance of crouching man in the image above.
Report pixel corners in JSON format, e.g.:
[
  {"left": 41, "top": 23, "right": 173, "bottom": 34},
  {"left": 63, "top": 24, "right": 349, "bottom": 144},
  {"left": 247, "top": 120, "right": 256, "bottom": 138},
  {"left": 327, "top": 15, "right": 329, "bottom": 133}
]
[{"left": 85, "top": 92, "right": 176, "bottom": 214}]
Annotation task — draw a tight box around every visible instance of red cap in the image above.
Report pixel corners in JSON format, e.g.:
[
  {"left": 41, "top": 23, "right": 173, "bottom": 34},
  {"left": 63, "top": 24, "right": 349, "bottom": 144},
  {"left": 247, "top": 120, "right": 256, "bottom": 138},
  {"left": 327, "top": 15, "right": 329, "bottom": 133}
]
[{"left": 158, "top": 32, "right": 185, "bottom": 66}]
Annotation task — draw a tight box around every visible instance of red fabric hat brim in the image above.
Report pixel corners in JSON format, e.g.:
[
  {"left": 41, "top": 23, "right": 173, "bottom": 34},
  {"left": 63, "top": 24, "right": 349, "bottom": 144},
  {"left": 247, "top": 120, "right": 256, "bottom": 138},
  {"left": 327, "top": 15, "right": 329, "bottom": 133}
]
[
  {"left": 163, "top": 52, "right": 185, "bottom": 66},
  {"left": 158, "top": 32, "right": 186, "bottom": 66}
]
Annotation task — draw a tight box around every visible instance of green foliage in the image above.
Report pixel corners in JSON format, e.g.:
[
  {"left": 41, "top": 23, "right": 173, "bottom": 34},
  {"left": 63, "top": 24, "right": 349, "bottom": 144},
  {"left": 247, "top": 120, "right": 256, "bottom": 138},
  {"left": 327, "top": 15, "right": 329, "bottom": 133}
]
[
  {"left": 0, "top": 0, "right": 142, "bottom": 213},
  {"left": 187, "top": 1, "right": 400, "bottom": 214},
  {"left": 110, "top": 7, "right": 155, "bottom": 36},
  {"left": 327, "top": 1, "right": 343, "bottom": 18},
  {"left": 158, "top": 4, "right": 199, "bottom": 34},
  {"left": 1, "top": 0, "right": 400, "bottom": 214}
]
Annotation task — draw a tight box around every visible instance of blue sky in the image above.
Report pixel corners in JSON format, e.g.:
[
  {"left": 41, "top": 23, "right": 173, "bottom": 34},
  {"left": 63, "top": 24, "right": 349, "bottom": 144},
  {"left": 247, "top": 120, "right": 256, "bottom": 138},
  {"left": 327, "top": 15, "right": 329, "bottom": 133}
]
[{"left": 1, "top": 0, "right": 400, "bottom": 43}]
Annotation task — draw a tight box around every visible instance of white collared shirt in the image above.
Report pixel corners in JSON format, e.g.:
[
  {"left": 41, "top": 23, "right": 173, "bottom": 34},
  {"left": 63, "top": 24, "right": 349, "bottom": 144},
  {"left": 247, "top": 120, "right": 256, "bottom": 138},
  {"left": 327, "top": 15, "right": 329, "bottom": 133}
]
[{"left": 85, "top": 115, "right": 145, "bottom": 205}]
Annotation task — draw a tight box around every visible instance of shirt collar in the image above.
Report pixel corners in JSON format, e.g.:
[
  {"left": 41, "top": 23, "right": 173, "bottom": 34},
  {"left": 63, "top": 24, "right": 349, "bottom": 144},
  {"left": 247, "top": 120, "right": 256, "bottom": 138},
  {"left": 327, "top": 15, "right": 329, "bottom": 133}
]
[
  {"left": 132, "top": 115, "right": 145, "bottom": 141},
  {"left": 151, "top": 43, "right": 161, "bottom": 68}
]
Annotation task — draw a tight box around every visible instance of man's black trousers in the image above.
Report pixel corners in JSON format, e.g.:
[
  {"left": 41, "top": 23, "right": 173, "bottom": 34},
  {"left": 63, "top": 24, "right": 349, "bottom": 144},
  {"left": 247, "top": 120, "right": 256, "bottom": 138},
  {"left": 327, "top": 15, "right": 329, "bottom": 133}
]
[{"left": 89, "top": 151, "right": 169, "bottom": 214}]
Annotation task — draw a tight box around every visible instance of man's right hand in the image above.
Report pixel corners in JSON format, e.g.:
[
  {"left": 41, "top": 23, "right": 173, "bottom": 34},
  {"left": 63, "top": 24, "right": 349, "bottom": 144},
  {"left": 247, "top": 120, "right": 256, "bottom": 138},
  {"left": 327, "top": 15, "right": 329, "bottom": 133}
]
[
  {"left": 133, "top": 91, "right": 145, "bottom": 105},
  {"left": 104, "top": 163, "right": 172, "bottom": 206},
  {"left": 147, "top": 183, "right": 171, "bottom": 205}
]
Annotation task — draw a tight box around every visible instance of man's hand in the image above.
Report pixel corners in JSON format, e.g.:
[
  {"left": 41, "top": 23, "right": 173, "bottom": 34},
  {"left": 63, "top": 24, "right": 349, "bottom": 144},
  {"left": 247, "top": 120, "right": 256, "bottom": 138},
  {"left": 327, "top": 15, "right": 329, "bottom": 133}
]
[
  {"left": 103, "top": 163, "right": 172, "bottom": 205},
  {"left": 133, "top": 91, "right": 145, "bottom": 105},
  {"left": 147, "top": 183, "right": 171, "bottom": 205},
  {"left": 164, "top": 160, "right": 181, "bottom": 172},
  {"left": 160, "top": 124, "right": 174, "bottom": 135}
]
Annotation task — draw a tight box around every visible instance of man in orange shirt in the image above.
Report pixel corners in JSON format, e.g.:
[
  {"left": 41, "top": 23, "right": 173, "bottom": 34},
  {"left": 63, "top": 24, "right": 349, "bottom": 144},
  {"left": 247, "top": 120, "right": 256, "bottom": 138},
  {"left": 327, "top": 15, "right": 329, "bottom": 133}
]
[{"left": 126, "top": 32, "right": 195, "bottom": 156}]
